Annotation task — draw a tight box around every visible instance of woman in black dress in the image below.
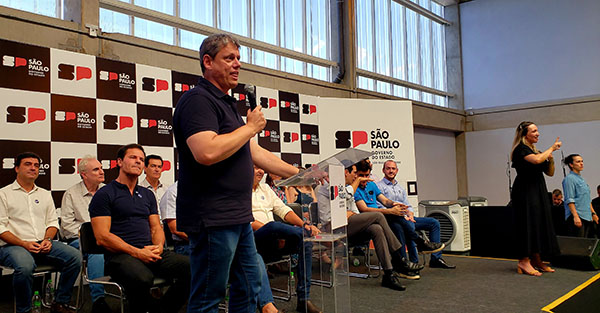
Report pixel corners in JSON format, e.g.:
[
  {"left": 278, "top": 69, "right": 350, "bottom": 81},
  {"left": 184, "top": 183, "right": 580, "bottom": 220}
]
[{"left": 511, "top": 121, "right": 561, "bottom": 276}]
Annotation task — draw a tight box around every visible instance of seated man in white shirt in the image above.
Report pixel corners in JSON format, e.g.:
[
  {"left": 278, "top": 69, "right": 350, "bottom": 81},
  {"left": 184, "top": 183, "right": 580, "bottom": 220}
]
[
  {"left": 251, "top": 165, "right": 322, "bottom": 313},
  {"left": 139, "top": 154, "right": 168, "bottom": 212},
  {"left": 159, "top": 182, "right": 190, "bottom": 255},
  {"left": 60, "top": 155, "right": 111, "bottom": 313},
  {"left": 0, "top": 152, "right": 81, "bottom": 313}
]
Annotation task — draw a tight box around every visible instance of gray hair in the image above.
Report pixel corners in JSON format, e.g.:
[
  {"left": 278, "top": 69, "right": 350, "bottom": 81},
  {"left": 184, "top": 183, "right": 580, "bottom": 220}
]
[
  {"left": 78, "top": 155, "right": 97, "bottom": 174},
  {"left": 198, "top": 33, "right": 241, "bottom": 74}
]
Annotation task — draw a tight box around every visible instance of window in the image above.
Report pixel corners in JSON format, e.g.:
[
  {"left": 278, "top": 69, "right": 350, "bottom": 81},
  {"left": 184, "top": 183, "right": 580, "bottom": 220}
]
[
  {"left": 99, "top": 0, "right": 332, "bottom": 81},
  {"left": 356, "top": 0, "right": 448, "bottom": 107},
  {"left": 1, "top": 0, "right": 61, "bottom": 19}
]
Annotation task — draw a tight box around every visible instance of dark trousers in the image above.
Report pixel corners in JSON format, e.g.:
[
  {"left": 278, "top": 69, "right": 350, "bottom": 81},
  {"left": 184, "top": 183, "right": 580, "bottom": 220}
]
[
  {"left": 105, "top": 250, "right": 190, "bottom": 313},
  {"left": 566, "top": 215, "right": 597, "bottom": 238}
]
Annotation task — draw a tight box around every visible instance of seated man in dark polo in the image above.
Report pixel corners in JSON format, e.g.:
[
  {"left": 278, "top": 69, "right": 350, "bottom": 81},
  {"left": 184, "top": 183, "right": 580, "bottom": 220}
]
[{"left": 89, "top": 144, "right": 190, "bottom": 313}]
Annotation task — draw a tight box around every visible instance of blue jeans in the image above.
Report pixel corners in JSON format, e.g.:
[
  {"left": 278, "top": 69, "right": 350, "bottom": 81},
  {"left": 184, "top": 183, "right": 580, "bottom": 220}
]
[
  {"left": 256, "top": 254, "right": 273, "bottom": 309},
  {"left": 187, "top": 223, "right": 261, "bottom": 313},
  {"left": 68, "top": 239, "right": 105, "bottom": 302},
  {"left": 174, "top": 241, "right": 191, "bottom": 256},
  {"left": 0, "top": 241, "right": 81, "bottom": 313},
  {"left": 253, "top": 221, "right": 312, "bottom": 301},
  {"left": 407, "top": 217, "right": 442, "bottom": 263},
  {"left": 385, "top": 215, "right": 421, "bottom": 261}
]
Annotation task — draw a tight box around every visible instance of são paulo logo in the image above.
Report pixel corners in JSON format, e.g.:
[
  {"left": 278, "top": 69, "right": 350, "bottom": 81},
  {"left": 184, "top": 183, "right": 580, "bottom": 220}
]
[
  {"left": 99, "top": 70, "right": 135, "bottom": 90},
  {"left": 6, "top": 106, "right": 46, "bottom": 124}
]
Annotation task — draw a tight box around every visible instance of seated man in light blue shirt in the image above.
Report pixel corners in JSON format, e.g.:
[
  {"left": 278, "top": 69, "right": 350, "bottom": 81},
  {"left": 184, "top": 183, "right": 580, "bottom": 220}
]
[{"left": 376, "top": 160, "right": 455, "bottom": 269}]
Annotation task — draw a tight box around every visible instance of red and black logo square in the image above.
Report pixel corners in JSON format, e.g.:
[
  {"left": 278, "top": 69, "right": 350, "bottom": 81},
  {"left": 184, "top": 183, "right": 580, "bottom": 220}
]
[
  {"left": 97, "top": 144, "right": 121, "bottom": 184},
  {"left": 0, "top": 39, "right": 50, "bottom": 93},
  {"left": 172, "top": 71, "right": 199, "bottom": 107},
  {"left": 51, "top": 95, "right": 97, "bottom": 143},
  {"left": 258, "top": 120, "right": 281, "bottom": 152},
  {"left": 278, "top": 91, "right": 300, "bottom": 123},
  {"left": 300, "top": 124, "right": 320, "bottom": 154},
  {"left": 137, "top": 104, "right": 173, "bottom": 147},
  {"left": 96, "top": 58, "right": 136, "bottom": 103}
]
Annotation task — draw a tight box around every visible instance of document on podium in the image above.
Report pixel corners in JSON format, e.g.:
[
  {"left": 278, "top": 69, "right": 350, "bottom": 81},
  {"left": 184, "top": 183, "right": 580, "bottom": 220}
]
[{"left": 328, "top": 164, "right": 347, "bottom": 230}]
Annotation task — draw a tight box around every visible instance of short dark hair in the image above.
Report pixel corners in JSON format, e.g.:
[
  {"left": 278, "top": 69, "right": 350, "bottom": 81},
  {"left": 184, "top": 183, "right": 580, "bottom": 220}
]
[
  {"left": 117, "top": 144, "right": 145, "bottom": 161},
  {"left": 552, "top": 189, "right": 562, "bottom": 196},
  {"left": 198, "top": 34, "right": 241, "bottom": 74},
  {"left": 15, "top": 152, "right": 41, "bottom": 167},
  {"left": 563, "top": 154, "right": 581, "bottom": 171},
  {"left": 145, "top": 154, "right": 163, "bottom": 167},
  {"left": 355, "top": 159, "right": 372, "bottom": 173},
  {"left": 345, "top": 164, "right": 356, "bottom": 173}
]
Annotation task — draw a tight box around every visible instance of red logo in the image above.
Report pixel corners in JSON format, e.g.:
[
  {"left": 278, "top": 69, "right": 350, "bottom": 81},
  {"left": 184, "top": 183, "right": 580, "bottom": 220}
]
[
  {"left": 162, "top": 160, "right": 171, "bottom": 172},
  {"left": 99, "top": 71, "right": 118, "bottom": 81},
  {"left": 103, "top": 114, "right": 134, "bottom": 130},
  {"left": 259, "top": 130, "right": 271, "bottom": 137},
  {"left": 58, "top": 158, "right": 82, "bottom": 174},
  {"left": 260, "top": 97, "right": 277, "bottom": 109},
  {"left": 142, "top": 77, "right": 169, "bottom": 92},
  {"left": 233, "top": 92, "right": 246, "bottom": 101},
  {"left": 335, "top": 131, "right": 368, "bottom": 148},
  {"left": 2, "top": 55, "right": 27, "bottom": 67},
  {"left": 140, "top": 119, "right": 157, "bottom": 128},
  {"left": 283, "top": 132, "right": 299, "bottom": 143},
  {"left": 302, "top": 104, "right": 317, "bottom": 115},
  {"left": 101, "top": 159, "right": 118, "bottom": 170},
  {"left": 175, "top": 83, "right": 192, "bottom": 92},
  {"left": 6, "top": 106, "right": 46, "bottom": 124},
  {"left": 58, "top": 63, "right": 92, "bottom": 81},
  {"left": 55, "top": 111, "right": 77, "bottom": 121}
]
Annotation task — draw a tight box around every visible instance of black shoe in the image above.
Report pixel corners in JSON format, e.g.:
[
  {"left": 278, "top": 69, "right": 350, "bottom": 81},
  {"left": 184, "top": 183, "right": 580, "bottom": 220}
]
[
  {"left": 92, "top": 297, "right": 112, "bottom": 313},
  {"left": 296, "top": 299, "right": 322, "bottom": 313},
  {"left": 395, "top": 269, "right": 420, "bottom": 280},
  {"left": 417, "top": 240, "right": 445, "bottom": 254},
  {"left": 430, "top": 258, "right": 456, "bottom": 269},
  {"left": 382, "top": 273, "right": 406, "bottom": 291}
]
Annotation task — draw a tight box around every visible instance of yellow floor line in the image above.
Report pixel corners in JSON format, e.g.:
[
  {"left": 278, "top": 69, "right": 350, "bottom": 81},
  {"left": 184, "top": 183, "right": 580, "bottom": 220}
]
[{"left": 540, "top": 272, "right": 600, "bottom": 312}]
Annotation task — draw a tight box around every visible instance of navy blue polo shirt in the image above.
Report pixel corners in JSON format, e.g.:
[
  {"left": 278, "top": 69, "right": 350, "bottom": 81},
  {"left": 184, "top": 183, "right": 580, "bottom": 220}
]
[
  {"left": 173, "top": 77, "right": 253, "bottom": 231},
  {"left": 89, "top": 180, "right": 157, "bottom": 249}
]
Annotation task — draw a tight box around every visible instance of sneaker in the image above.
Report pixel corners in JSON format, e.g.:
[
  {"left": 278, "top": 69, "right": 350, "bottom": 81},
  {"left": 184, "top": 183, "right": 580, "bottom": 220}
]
[
  {"left": 395, "top": 270, "right": 420, "bottom": 280},
  {"left": 381, "top": 273, "right": 406, "bottom": 291},
  {"left": 92, "top": 297, "right": 112, "bottom": 313},
  {"left": 417, "top": 241, "right": 445, "bottom": 254},
  {"left": 392, "top": 256, "right": 424, "bottom": 273}
]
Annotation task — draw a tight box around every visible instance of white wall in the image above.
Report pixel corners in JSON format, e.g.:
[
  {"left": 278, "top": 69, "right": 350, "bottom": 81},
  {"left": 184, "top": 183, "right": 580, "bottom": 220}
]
[
  {"left": 414, "top": 128, "right": 458, "bottom": 202},
  {"left": 461, "top": 0, "right": 600, "bottom": 109},
  {"left": 466, "top": 121, "right": 600, "bottom": 205}
]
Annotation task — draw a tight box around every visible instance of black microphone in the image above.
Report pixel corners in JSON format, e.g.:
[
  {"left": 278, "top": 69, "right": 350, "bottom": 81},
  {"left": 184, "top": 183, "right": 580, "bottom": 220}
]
[{"left": 244, "top": 84, "right": 257, "bottom": 111}]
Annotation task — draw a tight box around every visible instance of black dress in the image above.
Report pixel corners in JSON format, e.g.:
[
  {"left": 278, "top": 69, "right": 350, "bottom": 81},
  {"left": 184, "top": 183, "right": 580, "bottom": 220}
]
[{"left": 511, "top": 143, "right": 560, "bottom": 258}]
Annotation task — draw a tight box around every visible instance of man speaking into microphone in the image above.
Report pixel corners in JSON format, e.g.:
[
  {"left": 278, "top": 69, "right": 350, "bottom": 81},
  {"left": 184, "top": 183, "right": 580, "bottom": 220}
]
[{"left": 173, "top": 34, "right": 299, "bottom": 313}]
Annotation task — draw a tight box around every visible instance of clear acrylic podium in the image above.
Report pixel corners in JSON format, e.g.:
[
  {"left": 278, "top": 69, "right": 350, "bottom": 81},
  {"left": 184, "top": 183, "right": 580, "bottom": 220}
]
[{"left": 276, "top": 148, "right": 374, "bottom": 313}]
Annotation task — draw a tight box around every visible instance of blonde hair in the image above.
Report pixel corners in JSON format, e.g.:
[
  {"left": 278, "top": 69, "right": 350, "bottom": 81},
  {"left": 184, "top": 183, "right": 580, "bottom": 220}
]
[{"left": 510, "top": 121, "right": 539, "bottom": 160}]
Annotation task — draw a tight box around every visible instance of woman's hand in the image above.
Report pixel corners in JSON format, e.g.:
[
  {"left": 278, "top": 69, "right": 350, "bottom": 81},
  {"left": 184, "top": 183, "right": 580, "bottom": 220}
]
[{"left": 551, "top": 137, "right": 561, "bottom": 151}]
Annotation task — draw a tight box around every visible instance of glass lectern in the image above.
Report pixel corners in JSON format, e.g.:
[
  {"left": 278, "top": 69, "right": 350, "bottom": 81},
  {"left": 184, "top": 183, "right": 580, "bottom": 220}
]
[{"left": 276, "top": 148, "right": 374, "bottom": 313}]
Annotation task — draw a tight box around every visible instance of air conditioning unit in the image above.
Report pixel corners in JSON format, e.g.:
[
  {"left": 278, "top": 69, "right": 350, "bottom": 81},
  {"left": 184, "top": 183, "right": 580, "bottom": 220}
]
[
  {"left": 418, "top": 200, "right": 471, "bottom": 252},
  {"left": 458, "top": 196, "right": 488, "bottom": 207}
]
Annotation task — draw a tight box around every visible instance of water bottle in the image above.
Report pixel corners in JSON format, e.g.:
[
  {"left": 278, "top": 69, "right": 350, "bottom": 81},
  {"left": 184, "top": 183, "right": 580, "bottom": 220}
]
[
  {"left": 32, "top": 291, "right": 41, "bottom": 313},
  {"left": 290, "top": 271, "right": 296, "bottom": 289},
  {"left": 45, "top": 278, "right": 54, "bottom": 304}
]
